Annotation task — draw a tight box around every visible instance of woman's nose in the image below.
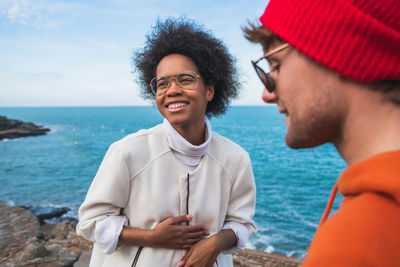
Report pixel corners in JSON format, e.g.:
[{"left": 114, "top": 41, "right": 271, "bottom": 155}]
[
  {"left": 261, "top": 88, "right": 278, "bottom": 103},
  {"left": 166, "top": 79, "right": 183, "bottom": 96}
]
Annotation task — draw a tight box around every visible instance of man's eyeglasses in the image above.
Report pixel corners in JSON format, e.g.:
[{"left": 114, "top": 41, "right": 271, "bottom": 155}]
[
  {"left": 252, "top": 43, "right": 290, "bottom": 92},
  {"left": 150, "top": 71, "right": 200, "bottom": 96}
]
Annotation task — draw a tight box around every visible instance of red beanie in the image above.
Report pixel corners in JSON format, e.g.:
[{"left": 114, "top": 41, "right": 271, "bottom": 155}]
[{"left": 260, "top": 0, "right": 400, "bottom": 82}]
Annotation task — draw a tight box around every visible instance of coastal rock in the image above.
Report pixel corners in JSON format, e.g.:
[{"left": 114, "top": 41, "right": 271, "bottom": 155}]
[
  {"left": 0, "top": 115, "right": 50, "bottom": 140},
  {"left": 233, "top": 249, "right": 302, "bottom": 267},
  {"left": 0, "top": 201, "right": 42, "bottom": 261},
  {"left": 28, "top": 206, "right": 70, "bottom": 224},
  {"left": 14, "top": 238, "right": 51, "bottom": 263},
  {"left": 0, "top": 201, "right": 82, "bottom": 267},
  {"left": 0, "top": 201, "right": 302, "bottom": 267}
]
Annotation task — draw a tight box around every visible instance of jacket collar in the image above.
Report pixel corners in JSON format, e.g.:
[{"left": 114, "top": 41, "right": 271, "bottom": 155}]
[{"left": 337, "top": 150, "right": 400, "bottom": 205}]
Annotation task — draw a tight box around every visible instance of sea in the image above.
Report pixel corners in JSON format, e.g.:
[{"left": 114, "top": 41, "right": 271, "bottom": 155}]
[{"left": 0, "top": 106, "right": 346, "bottom": 258}]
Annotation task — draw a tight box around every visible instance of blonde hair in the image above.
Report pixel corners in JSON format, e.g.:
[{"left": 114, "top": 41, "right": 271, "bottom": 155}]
[{"left": 242, "top": 22, "right": 283, "bottom": 51}]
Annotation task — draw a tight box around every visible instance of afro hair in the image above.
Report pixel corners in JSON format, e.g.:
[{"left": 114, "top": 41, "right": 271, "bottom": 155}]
[{"left": 132, "top": 17, "right": 241, "bottom": 117}]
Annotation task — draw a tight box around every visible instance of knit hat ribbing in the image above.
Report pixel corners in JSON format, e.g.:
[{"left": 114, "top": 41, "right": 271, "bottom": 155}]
[{"left": 260, "top": 0, "right": 400, "bottom": 82}]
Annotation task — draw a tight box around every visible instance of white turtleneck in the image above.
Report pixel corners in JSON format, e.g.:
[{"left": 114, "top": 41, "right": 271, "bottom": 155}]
[
  {"left": 162, "top": 118, "right": 212, "bottom": 171},
  {"left": 94, "top": 119, "right": 249, "bottom": 254}
]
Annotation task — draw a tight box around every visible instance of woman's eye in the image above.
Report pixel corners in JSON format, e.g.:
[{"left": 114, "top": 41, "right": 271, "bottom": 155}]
[
  {"left": 157, "top": 80, "right": 169, "bottom": 88},
  {"left": 179, "top": 75, "right": 195, "bottom": 84},
  {"left": 181, "top": 78, "right": 194, "bottom": 83}
]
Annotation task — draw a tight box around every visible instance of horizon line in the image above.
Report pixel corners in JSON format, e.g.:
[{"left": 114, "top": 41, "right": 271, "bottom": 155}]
[{"left": 0, "top": 104, "right": 275, "bottom": 108}]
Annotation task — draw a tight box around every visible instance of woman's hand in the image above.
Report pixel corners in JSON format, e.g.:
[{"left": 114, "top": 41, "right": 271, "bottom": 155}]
[
  {"left": 119, "top": 215, "right": 208, "bottom": 249},
  {"left": 176, "top": 229, "right": 237, "bottom": 267},
  {"left": 176, "top": 236, "right": 220, "bottom": 267},
  {"left": 150, "top": 215, "right": 209, "bottom": 249}
]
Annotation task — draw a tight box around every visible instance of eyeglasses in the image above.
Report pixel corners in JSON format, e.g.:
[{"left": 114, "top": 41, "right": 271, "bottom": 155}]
[
  {"left": 149, "top": 71, "right": 201, "bottom": 96},
  {"left": 252, "top": 43, "right": 290, "bottom": 92}
]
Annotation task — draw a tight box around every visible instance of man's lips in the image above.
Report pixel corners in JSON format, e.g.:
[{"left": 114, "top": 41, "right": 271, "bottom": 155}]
[
  {"left": 278, "top": 108, "right": 288, "bottom": 115},
  {"left": 279, "top": 108, "right": 290, "bottom": 127}
]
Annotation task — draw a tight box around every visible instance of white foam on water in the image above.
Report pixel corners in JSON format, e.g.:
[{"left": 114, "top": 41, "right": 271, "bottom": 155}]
[
  {"left": 245, "top": 241, "right": 256, "bottom": 249},
  {"left": 46, "top": 125, "right": 70, "bottom": 134},
  {"left": 5, "top": 200, "right": 15, "bottom": 206},
  {"left": 265, "top": 245, "right": 275, "bottom": 253},
  {"left": 287, "top": 250, "right": 296, "bottom": 257},
  {"left": 47, "top": 125, "right": 60, "bottom": 134}
]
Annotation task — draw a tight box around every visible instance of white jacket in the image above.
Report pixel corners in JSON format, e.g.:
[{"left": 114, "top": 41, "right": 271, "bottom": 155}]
[{"left": 76, "top": 124, "right": 256, "bottom": 267}]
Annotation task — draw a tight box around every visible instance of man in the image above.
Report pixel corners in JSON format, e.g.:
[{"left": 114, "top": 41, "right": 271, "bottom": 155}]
[{"left": 244, "top": 0, "right": 400, "bottom": 266}]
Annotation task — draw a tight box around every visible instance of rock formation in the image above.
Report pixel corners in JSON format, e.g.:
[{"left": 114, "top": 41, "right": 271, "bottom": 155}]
[
  {"left": 0, "top": 201, "right": 302, "bottom": 266},
  {"left": 0, "top": 201, "right": 91, "bottom": 267},
  {"left": 233, "top": 249, "right": 302, "bottom": 267},
  {"left": 0, "top": 116, "right": 50, "bottom": 140}
]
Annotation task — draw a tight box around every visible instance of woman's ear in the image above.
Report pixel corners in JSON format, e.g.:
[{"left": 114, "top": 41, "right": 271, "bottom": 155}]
[{"left": 206, "top": 85, "right": 215, "bottom": 102}]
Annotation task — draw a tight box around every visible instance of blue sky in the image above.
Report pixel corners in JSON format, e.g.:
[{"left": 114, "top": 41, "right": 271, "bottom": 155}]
[{"left": 0, "top": 0, "right": 269, "bottom": 106}]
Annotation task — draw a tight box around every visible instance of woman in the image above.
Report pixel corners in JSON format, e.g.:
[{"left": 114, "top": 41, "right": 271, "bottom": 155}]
[{"left": 76, "top": 18, "right": 256, "bottom": 267}]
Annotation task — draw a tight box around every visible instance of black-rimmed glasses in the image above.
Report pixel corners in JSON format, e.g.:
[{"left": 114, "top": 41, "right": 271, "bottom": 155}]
[
  {"left": 149, "top": 71, "right": 201, "bottom": 96},
  {"left": 252, "top": 43, "right": 290, "bottom": 92}
]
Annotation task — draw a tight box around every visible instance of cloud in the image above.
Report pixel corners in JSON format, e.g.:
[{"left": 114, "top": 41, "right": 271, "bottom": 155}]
[
  {"left": 0, "top": 0, "right": 27, "bottom": 22},
  {"left": 0, "top": 0, "right": 85, "bottom": 28}
]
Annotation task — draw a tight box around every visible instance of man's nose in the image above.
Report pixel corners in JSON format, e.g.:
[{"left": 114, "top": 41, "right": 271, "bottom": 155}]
[{"left": 261, "top": 88, "right": 278, "bottom": 103}]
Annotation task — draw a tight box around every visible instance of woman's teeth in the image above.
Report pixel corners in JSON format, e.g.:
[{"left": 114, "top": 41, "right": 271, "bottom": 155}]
[{"left": 168, "top": 102, "right": 187, "bottom": 108}]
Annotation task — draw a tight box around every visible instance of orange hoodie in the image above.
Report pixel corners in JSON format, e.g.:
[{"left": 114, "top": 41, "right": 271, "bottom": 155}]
[{"left": 302, "top": 150, "right": 400, "bottom": 267}]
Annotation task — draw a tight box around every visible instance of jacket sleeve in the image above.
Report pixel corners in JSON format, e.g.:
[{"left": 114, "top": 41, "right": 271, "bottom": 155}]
[
  {"left": 76, "top": 143, "right": 131, "bottom": 242},
  {"left": 225, "top": 156, "right": 257, "bottom": 237}
]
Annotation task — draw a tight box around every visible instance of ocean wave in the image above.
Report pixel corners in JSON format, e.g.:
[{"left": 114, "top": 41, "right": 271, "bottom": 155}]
[
  {"left": 4, "top": 199, "right": 16, "bottom": 206},
  {"left": 247, "top": 234, "right": 276, "bottom": 253},
  {"left": 265, "top": 245, "right": 275, "bottom": 253}
]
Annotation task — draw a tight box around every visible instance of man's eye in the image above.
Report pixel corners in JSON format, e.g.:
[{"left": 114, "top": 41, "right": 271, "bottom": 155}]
[{"left": 270, "top": 64, "right": 280, "bottom": 72}]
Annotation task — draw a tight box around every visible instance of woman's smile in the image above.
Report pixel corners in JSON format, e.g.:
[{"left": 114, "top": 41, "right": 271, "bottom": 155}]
[{"left": 166, "top": 101, "right": 189, "bottom": 112}]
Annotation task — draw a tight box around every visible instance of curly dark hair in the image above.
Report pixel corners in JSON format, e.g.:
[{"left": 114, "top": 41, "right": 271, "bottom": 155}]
[{"left": 132, "top": 17, "right": 240, "bottom": 117}]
